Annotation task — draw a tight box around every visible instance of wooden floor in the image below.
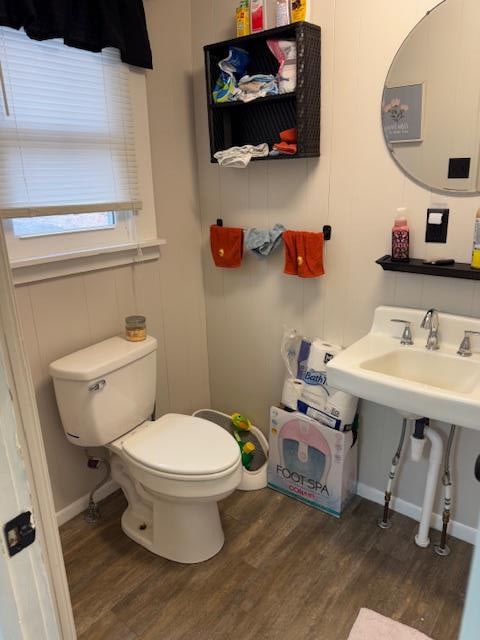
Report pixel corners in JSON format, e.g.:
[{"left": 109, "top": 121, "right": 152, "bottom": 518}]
[{"left": 60, "top": 489, "right": 472, "bottom": 640}]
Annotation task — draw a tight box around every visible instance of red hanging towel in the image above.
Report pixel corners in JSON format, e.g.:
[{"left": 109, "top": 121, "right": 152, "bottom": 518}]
[
  {"left": 283, "top": 230, "right": 325, "bottom": 278},
  {"left": 274, "top": 128, "right": 298, "bottom": 155},
  {"left": 297, "top": 231, "right": 325, "bottom": 278},
  {"left": 283, "top": 230, "right": 299, "bottom": 275},
  {"left": 210, "top": 225, "right": 244, "bottom": 268}
]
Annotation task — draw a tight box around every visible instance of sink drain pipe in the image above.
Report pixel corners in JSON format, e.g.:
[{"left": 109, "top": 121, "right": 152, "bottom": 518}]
[
  {"left": 378, "top": 418, "right": 408, "bottom": 529},
  {"left": 434, "top": 425, "right": 456, "bottom": 557},
  {"left": 415, "top": 424, "right": 443, "bottom": 548}
]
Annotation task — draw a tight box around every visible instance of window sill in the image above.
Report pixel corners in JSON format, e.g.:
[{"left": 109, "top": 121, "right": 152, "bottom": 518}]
[{"left": 11, "top": 238, "right": 167, "bottom": 285}]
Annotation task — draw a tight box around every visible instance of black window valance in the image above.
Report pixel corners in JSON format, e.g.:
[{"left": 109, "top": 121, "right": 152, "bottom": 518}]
[{"left": 0, "top": 0, "right": 152, "bottom": 69}]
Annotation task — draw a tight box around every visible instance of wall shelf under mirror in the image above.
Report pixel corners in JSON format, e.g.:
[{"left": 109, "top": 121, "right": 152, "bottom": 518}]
[{"left": 377, "top": 255, "right": 480, "bottom": 281}]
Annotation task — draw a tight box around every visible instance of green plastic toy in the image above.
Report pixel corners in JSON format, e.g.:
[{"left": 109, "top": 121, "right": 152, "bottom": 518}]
[
  {"left": 231, "top": 413, "right": 256, "bottom": 469},
  {"left": 233, "top": 431, "right": 256, "bottom": 469},
  {"left": 231, "top": 412, "right": 252, "bottom": 431}
]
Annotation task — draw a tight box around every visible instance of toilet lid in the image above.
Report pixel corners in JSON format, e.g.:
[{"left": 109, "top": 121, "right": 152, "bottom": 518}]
[{"left": 122, "top": 414, "right": 241, "bottom": 476}]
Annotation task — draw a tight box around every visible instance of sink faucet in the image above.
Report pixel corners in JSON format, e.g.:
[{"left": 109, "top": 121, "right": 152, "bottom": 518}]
[{"left": 421, "top": 309, "right": 440, "bottom": 351}]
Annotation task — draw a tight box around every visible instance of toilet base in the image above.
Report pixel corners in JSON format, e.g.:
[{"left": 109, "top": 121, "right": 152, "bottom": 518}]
[
  {"left": 121, "top": 498, "right": 225, "bottom": 564},
  {"left": 154, "top": 498, "right": 224, "bottom": 563},
  {"left": 121, "top": 506, "right": 154, "bottom": 550},
  {"left": 110, "top": 452, "right": 227, "bottom": 563}
]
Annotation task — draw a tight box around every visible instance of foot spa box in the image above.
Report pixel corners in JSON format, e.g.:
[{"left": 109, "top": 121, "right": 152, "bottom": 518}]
[{"left": 267, "top": 406, "right": 358, "bottom": 517}]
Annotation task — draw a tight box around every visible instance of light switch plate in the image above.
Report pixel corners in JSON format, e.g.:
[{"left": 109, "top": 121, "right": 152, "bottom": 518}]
[{"left": 425, "top": 208, "right": 449, "bottom": 243}]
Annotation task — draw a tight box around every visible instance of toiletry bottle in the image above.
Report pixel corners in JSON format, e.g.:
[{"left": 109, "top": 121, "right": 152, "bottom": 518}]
[
  {"left": 276, "top": 0, "right": 290, "bottom": 26},
  {"left": 290, "top": 0, "right": 309, "bottom": 22},
  {"left": 236, "top": 1, "right": 250, "bottom": 37},
  {"left": 250, "top": 0, "right": 266, "bottom": 33},
  {"left": 471, "top": 209, "right": 480, "bottom": 269},
  {"left": 391, "top": 216, "right": 409, "bottom": 262}
]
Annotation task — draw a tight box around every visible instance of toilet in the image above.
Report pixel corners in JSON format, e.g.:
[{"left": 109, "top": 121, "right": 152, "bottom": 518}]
[{"left": 49, "top": 335, "right": 242, "bottom": 563}]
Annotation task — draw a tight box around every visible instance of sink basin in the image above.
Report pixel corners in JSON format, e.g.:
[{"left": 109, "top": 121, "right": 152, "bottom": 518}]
[
  {"left": 327, "top": 306, "right": 480, "bottom": 430},
  {"left": 361, "top": 349, "right": 480, "bottom": 394}
]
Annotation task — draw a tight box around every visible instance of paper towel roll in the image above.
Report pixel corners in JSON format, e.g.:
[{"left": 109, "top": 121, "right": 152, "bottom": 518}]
[
  {"left": 324, "top": 389, "right": 358, "bottom": 427},
  {"left": 307, "top": 340, "right": 342, "bottom": 373},
  {"left": 281, "top": 378, "right": 303, "bottom": 410},
  {"left": 301, "top": 384, "right": 328, "bottom": 412}
]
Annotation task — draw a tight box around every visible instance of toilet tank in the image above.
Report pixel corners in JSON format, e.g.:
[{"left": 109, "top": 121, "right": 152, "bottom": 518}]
[{"left": 49, "top": 336, "right": 157, "bottom": 447}]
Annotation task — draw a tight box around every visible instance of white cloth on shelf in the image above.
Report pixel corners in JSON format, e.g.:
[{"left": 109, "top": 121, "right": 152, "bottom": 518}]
[
  {"left": 214, "top": 143, "right": 269, "bottom": 169},
  {"left": 236, "top": 74, "right": 278, "bottom": 102}
]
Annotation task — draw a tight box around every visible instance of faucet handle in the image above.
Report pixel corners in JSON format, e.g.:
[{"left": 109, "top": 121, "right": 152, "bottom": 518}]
[
  {"left": 457, "top": 330, "right": 480, "bottom": 357},
  {"left": 391, "top": 319, "right": 414, "bottom": 345}
]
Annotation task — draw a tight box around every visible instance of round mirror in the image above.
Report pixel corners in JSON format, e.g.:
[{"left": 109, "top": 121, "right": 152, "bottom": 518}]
[{"left": 382, "top": 0, "right": 480, "bottom": 194}]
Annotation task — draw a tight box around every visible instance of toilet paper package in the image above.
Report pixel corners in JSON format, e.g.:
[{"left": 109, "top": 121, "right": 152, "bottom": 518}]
[
  {"left": 268, "top": 406, "right": 358, "bottom": 517},
  {"left": 281, "top": 331, "right": 359, "bottom": 431}
]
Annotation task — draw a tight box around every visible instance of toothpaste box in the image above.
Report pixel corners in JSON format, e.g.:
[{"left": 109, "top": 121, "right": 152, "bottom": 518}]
[{"left": 267, "top": 406, "right": 358, "bottom": 517}]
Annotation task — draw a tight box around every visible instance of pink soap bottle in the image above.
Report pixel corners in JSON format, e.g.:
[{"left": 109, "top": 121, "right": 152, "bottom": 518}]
[{"left": 391, "top": 215, "right": 409, "bottom": 262}]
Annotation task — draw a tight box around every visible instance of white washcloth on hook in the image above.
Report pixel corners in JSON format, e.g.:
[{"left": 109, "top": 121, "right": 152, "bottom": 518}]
[{"left": 214, "top": 143, "right": 269, "bottom": 168}]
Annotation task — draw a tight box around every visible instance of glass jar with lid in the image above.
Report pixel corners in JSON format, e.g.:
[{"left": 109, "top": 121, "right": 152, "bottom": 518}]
[{"left": 125, "top": 315, "right": 147, "bottom": 342}]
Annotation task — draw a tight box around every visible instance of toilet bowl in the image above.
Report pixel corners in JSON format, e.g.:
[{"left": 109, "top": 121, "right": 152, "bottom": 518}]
[
  {"left": 109, "top": 414, "right": 242, "bottom": 563},
  {"left": 49, "top": 336, "right": 242, "bottom": 563}
]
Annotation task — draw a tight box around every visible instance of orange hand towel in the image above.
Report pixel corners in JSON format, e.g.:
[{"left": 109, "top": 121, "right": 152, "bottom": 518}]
[
  {"left": 210, "top": 225, "right": 244, "bottom": 268},
  {"left": 274, "top": 128, "right": 298, "bottom": 155},
  {"left": 283, "top": 230, "right": 299, "bottom": 275},
  {"left": 283, "top": 230, "right": 325, "bottom": 278}
]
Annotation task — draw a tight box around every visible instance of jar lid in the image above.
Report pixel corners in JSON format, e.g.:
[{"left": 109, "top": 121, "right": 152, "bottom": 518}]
[{"left": 126, "top": 315, "right": 146, "bottom": 328}]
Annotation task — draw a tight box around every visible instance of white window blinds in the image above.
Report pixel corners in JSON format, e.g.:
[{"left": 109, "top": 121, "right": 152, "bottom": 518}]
[{"left": 0, "top": 28, "right": 141, "bottom": 218}]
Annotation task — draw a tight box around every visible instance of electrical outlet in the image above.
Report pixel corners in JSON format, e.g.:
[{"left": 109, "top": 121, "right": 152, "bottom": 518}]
[{"left": 425, "top": 208, "right": 449, "bottom": 243}]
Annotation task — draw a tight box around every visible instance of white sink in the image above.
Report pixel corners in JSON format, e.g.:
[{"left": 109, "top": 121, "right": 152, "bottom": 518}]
[
  {"left": 361, "top": 349, "right": 480, "bottom": 394},
  {"left": 327, "top": 306, "right": 480, "bottom": 430}
]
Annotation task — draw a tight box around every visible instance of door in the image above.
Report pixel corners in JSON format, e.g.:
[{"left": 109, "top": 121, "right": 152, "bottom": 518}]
[
  {"left": 0, "top": 343, "right": 61, "bottom": 639},
  {"left": 459, "top": 455, "right": 480, "bottom": 640},
  {"left": 0, "top": 225, "right": 75, "bottom": 638}
]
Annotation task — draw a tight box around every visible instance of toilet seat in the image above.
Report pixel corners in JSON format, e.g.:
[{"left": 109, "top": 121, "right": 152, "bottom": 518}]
[
  {"left": 121, "top": 413, "right": 241, "bottom": 478},
  {"left": 121, "top": 453, "right": 241, "bottom": 483}
]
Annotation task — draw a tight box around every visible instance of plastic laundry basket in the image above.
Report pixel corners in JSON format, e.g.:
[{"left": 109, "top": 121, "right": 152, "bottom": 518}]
[{"left": 193, "top": 409, "right": 268, "bottom": 491}]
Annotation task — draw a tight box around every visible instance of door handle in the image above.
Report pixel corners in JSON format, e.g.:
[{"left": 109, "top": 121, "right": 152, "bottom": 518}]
[{"left": 475, "top": 455, "right": 480, "bottom": 482}]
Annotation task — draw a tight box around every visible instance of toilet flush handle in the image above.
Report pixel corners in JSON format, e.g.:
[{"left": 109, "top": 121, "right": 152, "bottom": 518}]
[{"left": 88, "top": 380, "right": 106, "bottom": 392}]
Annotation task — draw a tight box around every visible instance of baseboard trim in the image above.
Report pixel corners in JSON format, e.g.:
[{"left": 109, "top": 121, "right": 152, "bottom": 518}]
[
  {"left": 56, "top": 479, "right": 119, "bottom": 527},
  {"left": 357, "top": 482, "right": 478, "bottom": 546},
  {"left": 55, "top": 478, "right": 478, "bottom": 544}
]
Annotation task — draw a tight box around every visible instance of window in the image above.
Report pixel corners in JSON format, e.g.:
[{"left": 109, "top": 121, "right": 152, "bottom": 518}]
[
  {"left": 0, "top": 28, "right": 158, "bottom": 276},
  {"left": 11, "top": 213, "right": 116, "bottom": 238}
]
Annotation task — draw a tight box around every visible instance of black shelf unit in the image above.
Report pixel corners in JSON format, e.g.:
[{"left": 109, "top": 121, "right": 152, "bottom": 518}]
[
  {"left": 209, "top": 92, "right": 296, "bottom": 109},
  {"left": 377, "top": 255, "right": 480, "bottom": 281},
  {"left": 204, "top": 22, "right": 321, "bottom": 163}
]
